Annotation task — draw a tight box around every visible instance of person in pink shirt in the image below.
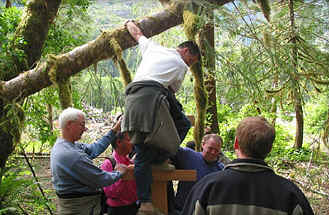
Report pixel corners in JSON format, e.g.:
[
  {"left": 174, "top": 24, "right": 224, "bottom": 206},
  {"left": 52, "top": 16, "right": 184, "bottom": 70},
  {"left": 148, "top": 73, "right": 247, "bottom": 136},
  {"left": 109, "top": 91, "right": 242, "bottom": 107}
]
[{"left": 101, "top": 131, "right": 138, "bottom": 215}]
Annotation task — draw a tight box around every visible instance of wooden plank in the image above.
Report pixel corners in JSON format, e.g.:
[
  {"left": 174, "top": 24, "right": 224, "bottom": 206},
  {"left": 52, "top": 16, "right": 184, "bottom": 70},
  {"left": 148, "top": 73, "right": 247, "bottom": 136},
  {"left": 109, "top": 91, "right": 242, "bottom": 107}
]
[
  {"left": 152, "top": 181, "right": 168, "bottom": 214},
  {"left": 123, "top": 169, "right": 196, "bottom": 181},
  {"left": 122, "top": 169, "right": 197, "bottom": 215}
]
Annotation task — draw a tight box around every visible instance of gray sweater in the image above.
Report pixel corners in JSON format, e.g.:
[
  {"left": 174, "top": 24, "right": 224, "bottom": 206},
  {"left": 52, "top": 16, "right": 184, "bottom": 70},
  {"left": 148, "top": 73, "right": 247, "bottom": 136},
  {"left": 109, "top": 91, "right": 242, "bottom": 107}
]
[{"left": 51, "top": 130, "right": 121, "bottom": 195}]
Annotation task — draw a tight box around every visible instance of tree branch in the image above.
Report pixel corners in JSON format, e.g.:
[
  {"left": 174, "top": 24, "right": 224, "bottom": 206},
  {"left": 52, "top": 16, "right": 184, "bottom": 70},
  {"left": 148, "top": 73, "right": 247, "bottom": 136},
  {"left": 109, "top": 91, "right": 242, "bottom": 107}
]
[
  {"left": 1, "top": 0, "right": 235, "bottom": 101},
  {"left": 1, "top": 2, "right": 185, "bottom": 101}
]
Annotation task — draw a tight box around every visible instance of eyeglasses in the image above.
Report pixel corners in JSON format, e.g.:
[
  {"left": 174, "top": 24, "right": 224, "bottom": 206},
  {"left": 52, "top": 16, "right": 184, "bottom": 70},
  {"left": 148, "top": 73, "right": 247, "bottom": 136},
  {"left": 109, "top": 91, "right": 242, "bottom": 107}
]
[{"left": 73, "top": 120, "right": 86, "bottom": 128}]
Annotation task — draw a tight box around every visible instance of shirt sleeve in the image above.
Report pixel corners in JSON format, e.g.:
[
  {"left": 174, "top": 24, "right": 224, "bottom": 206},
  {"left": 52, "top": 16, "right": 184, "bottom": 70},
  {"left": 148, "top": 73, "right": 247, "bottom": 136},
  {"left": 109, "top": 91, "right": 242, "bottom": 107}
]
[
  {"left": 82, "top": 130, "right": 116, "bottom": 159},
  {"left": 100, "top": 159, "right": 117, "bottom": 197},
  {"left": 138, "top": 36, "right": 152, "bottom": 55},
  {"left": 168, "top": 65, "right": 187, "bottom": 92},
  {"left": 170, "top": 147, "right": 184, "bottom": 166},
  {"left": 71, "top": 154, "right": 122, "bottom": 188}
]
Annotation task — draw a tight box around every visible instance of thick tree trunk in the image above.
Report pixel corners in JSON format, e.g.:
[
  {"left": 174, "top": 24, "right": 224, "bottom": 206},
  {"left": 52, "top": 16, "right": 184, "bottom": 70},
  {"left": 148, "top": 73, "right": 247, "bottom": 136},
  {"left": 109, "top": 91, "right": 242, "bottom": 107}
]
[
  {"left": 0, "top": 0, "right": 61, "bottom": 172},
  {"left": 191, "top": 63, "right": 207, "bottom": 152},
  {"left": 0, "top": 125, "right": 16, "bottom": 169},
  {"left": 200, "top": 9, "right": 219, "bottom": 135},
  {"left": 5, "top": 0, "right": 11, "bottom": 8},
  {"left": 289, "top": 0, "right": 304, "bottom": 149},
  {"left": 294, "top": 95, "right": 304, "bottom": 148}
]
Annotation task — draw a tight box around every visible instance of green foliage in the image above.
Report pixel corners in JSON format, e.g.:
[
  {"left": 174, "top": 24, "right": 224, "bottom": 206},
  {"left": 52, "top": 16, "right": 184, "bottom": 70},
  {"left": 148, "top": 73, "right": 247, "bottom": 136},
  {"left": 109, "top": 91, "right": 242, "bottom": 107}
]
[
  {"left": 0, "top": 6, "right": 26, "bottom": 81},
  {"left": 0, "top": 159, "right": 33, "bottom": 212},
  {"left": 0, "top": 6, "right": 21, "bottom": 42},
  {"left": 23, "top": 88, "right": 60, "bottom": 150},
  {"left": 43, "top": 23, "right": 86, "bottom": 55},
  {"left": 214, "top": 0, "right": 329, "bottom": 127},
  {"left": 267, "top": 124, "right": 315, "bottom": 169},
  {"left": 0, "top": 102, "right": 25, "bottom": 148},
  {"left": 0, "top": 156, "right": 56, "bottom": 214},
  {"left": 63, "top": 0, "right": 91, "bottom": 11},
  {"left": 217, "top": 103, "right": 239, "bottom": 151},
  {"left": 77, "top": 70, "right": 125, "bottom": 112},
  {"left": 304, "top": 94, "right": 328, "bottom": 135},
  {"left": 43, "top": 2, "right": 92, "bottom": 55}
]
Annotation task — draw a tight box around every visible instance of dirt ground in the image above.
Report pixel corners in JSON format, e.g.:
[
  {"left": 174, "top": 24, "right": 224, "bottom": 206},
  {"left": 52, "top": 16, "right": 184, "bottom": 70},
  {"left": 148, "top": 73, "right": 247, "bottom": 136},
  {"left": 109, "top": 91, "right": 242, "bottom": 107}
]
[{"left": 17, "top": 156, "right": 329, "bottom": 215}]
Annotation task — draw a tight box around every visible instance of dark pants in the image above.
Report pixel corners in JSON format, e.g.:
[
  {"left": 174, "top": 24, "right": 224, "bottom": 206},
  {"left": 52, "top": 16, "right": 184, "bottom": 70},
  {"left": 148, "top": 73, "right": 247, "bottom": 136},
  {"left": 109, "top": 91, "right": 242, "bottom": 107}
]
[
  {"left": 132, "top": 141, "right": 170, "bottom": 203},
  {"left": 167, "top": 90, "right": 191, "bottom": 142},
  {"left": 107, "top": 203, "right": 139, "bottom": 215}
]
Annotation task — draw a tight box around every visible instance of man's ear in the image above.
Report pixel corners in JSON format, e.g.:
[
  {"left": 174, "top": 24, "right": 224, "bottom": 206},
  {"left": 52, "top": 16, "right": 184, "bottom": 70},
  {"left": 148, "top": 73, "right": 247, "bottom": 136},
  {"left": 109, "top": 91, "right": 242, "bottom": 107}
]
[{"left": 234, "top": 137, "right": 239, "bottom": 150}]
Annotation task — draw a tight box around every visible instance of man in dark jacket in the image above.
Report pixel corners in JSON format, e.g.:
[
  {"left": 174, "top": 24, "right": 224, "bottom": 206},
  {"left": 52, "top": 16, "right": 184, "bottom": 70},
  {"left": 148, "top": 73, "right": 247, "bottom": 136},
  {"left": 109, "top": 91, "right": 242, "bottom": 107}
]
[{"left": 181, "top": 116, "right": 314, "bottom": 215}]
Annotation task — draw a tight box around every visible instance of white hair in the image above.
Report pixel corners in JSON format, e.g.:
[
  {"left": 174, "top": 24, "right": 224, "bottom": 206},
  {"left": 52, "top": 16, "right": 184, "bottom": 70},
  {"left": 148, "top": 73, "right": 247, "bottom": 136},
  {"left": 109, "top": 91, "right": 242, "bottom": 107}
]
[{"left": 59, "top": 107, "right": 86, "bottom": 129}]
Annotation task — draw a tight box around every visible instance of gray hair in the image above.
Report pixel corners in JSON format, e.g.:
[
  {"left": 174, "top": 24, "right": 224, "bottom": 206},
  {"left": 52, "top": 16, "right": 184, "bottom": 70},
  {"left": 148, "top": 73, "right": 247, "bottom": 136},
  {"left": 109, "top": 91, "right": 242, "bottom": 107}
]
[{"left": 59, "top": 107, "right": 86, "bottom": 129}]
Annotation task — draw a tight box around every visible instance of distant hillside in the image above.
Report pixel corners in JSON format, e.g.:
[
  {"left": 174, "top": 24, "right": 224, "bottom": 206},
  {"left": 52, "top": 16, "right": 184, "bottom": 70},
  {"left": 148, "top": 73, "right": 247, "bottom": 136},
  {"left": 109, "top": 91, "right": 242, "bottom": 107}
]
[{"left": 89, "top": 0, "right": 161, "bottom": 38}]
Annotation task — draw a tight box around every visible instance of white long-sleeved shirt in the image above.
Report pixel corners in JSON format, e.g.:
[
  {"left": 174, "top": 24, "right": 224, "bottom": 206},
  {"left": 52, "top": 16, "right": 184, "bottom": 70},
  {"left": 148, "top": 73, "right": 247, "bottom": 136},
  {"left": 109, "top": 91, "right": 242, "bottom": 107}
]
[{"left": 133, "top": 36, "right": 189, "bottom": 92}]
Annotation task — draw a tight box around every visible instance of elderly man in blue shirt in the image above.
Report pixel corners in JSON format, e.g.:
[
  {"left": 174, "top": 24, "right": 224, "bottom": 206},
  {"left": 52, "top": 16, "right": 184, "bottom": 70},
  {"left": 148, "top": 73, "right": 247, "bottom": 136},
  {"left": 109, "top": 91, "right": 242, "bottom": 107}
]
[{"left": 51, "top": 107, "right": 127, "bottom": 215}]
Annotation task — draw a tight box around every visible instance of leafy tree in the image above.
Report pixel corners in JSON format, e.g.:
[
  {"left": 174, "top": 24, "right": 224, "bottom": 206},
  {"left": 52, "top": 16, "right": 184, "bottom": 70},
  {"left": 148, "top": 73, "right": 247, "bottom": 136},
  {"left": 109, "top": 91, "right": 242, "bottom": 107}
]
[
  {"left": 0, "top": 0, "right": 235, "bottom": 171},
  {"left": 213, "top": 0, "right": 329, "bottom": 148}
]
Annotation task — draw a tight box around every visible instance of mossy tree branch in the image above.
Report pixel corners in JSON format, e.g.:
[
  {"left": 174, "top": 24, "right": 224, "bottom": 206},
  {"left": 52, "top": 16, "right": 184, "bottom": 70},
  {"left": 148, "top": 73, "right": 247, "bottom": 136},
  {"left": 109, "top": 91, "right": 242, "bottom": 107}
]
[
  {"left": 0, "top": 2, "right": 187, "bottom": 102},
  {"left": 6, "top": 0, "right": 62, "bottom": 80}
]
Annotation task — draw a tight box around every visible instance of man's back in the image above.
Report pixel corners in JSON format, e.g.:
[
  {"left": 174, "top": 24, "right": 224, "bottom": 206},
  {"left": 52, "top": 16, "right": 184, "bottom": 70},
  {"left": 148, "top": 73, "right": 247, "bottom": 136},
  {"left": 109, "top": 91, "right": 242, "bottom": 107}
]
[{"left": 181, "top": 159, "right": 314, "bottom": 215}]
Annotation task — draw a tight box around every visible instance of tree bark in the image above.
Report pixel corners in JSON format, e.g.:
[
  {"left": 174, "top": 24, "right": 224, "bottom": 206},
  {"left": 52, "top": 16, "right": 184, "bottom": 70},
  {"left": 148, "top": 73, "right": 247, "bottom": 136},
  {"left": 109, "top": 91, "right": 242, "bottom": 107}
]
[
  {"left": 0, "top": 0, "right": 61, "bottom": 172},
  {"left": 0, "top": 2, "right": 186, "bottom": 102},
  {"left": 294, "top": 95, "right": 304, "bottom": 148},
  {"left": 5, "top": 0, "right": 11, "bottom": 8},
  {"left": 200, "top": 9, "right": 219, "bottom": 135},
  {"left": 289, "top": 0, "right": 304, "bottom": 149},
  {"left": 191, "top": 63, "right": 207, "bottom": 151}
]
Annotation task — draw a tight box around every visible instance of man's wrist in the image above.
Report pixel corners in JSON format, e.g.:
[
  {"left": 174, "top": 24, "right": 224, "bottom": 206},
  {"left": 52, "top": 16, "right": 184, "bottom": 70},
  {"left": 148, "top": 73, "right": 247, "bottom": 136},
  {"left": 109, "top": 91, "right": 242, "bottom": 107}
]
[{"left": 111, "top": 128, "right": 119, "bottom": 135}]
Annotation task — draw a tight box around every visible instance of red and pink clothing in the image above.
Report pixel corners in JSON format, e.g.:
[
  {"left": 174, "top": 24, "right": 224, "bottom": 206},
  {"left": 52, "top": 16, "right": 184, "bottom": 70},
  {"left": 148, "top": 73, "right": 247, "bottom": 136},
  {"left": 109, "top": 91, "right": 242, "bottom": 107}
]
[{"left": 101, "top": 151, "right": 137, "bottom": 207}]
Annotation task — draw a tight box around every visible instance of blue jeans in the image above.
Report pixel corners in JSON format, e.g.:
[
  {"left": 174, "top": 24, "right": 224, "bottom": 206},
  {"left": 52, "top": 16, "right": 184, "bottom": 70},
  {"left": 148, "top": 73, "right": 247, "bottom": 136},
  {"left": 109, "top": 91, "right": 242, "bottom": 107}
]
[{"left": 133, "top": 142, "right": 170, "bottom": 203}]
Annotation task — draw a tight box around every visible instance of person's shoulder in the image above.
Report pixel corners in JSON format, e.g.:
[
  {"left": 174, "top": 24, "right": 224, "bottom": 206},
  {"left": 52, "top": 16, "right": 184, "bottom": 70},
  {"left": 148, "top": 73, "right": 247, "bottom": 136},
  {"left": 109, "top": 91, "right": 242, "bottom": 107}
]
[
  {"left": 138, "top": 36, "right": 156, "bottom": 48},
  {"left": 216, "top": 160, "right": 225, "bottom": 170},
  {"left": 180, "top": 147, "right": 200, "bottom": 156},
  {"left": 275, "top": 173, "right": 305, "bottom": 192},
  {"left": 195, "top": 170, "right": 224, "bottom": 189}
]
